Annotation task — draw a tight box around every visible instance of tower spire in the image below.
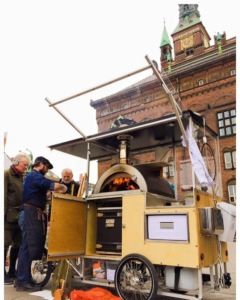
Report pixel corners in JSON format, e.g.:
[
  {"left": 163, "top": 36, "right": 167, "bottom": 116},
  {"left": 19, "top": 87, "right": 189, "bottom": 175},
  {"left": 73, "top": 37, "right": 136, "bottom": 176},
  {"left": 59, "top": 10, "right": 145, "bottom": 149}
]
[
  {"left": 160, "top": 23, "right": 171, "bottom": 47},
  {"left": 160, "top": 22, "right": 173, "bottom": 71}
]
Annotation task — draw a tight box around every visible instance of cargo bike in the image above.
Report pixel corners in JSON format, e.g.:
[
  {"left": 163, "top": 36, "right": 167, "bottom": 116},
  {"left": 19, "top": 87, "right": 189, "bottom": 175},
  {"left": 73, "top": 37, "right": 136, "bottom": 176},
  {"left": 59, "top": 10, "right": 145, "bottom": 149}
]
[{"left": 45, "top": 57, "right": 234, "bottom": 299}]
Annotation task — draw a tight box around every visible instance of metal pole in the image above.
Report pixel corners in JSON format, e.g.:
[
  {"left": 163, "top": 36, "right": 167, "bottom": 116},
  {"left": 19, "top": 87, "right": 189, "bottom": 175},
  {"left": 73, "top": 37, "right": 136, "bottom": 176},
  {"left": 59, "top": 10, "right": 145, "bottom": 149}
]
[
  {"left": 45, "top": 97, "right": 87, "bottom": 138},
  {"left": 145, "top": 55, "right": 188, "bottom": 144},
  {"left": 48, "top": 65, "right": 152, "bottom": 107},
  {"left": 85, "top": 142, "right": 91, "bottom": 198}
]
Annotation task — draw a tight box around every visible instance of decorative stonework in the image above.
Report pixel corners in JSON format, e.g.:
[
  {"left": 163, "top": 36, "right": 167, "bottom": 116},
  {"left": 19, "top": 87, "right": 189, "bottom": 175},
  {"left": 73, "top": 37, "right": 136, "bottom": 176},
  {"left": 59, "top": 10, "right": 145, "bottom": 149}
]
[{"left": 179, "top": 4, "right": 200, "bottom": 22}]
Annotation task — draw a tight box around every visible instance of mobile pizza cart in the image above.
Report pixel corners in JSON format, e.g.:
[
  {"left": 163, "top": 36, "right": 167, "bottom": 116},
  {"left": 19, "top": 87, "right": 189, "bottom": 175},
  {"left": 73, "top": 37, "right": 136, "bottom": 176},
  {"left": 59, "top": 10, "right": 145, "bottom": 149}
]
[{"left": 45, "top": 57, "right": 234, "bottom": 300}]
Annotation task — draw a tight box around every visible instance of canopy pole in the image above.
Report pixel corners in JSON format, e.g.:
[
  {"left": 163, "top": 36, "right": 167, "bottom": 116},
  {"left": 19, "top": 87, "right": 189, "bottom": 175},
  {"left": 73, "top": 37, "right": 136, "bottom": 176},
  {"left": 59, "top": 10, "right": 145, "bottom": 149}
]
[
  {"left": 145, "top": 55, "right": 188, "bottom": 144},
  {"left": 85, "top": 142, "right": 91, "bottom": 198},
  {"left": 48, "top": 65, "right": 151, "bottom": 107},
  {"left": 45, "top": 97, "right": 87, "bottom": 138}
]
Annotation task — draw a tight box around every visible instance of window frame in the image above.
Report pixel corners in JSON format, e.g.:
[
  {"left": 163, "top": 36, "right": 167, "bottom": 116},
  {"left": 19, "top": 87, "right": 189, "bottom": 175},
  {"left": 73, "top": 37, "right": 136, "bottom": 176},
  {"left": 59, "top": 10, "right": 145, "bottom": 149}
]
[
  {"left": 223, "top": 150, "right": 236, "bottom": 170},
  {"left": 227, "top": 181, "right": 236, "bottom": 203},
  {"left": 217, "top": 108, "right": 236, "bottom": 137},
  {"left": 186, "top": 48, "right": 194, "bottom": 56},
  {"left": 198, "top": 79, "right": 205, "bottom": 86},
  {"left": 163, "top": 164, "right": 175, "bottom": 178}
]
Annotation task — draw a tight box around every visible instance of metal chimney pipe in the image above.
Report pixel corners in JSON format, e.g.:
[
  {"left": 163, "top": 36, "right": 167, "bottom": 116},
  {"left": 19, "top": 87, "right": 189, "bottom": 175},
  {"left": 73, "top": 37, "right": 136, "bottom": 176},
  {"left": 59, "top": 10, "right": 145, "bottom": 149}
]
[{"left": 117, "top": 135, "right": 132, "bottom": 164}]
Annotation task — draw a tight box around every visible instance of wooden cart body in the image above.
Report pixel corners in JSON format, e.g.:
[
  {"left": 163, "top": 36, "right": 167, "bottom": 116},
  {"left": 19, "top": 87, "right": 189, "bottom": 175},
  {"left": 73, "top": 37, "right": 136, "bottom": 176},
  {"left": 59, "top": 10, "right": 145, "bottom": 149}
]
[
  {"left": 47, "top": 187, "right": 228, "bottom": 299},
  {"left": 46, "top": 62, "right": 232, "bottom": 299}
]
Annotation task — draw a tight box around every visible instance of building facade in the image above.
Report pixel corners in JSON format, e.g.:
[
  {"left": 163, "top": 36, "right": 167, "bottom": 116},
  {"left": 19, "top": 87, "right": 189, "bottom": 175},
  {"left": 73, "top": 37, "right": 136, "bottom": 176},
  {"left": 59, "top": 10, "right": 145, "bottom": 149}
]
[{"left": 90, "top": 4, "right": 236, "bottom": 204}]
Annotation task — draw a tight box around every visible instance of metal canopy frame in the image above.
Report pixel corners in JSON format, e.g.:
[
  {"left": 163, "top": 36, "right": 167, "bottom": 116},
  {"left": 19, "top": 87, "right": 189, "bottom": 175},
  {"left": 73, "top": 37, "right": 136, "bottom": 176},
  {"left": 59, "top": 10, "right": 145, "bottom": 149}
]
[
  {"left": 46, "top": 55, "right": 217, "bottom": 199},
  {"left": 45, "top": 55, "right": 187, "bottom": 143},
  {"left": 49, "top": 114, "right": 180, "bottom": 160},
  {"left": 48, "top": 109, "right": 216, "bottom": 161}
]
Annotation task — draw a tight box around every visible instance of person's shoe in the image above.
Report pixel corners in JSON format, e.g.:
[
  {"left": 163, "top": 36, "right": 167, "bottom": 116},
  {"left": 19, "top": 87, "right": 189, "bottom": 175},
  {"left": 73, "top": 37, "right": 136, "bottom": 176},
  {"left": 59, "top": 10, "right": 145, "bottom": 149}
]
[
  {"left": 13, "top": 280, "right": 20, "bottom": 288},
  {"left": 4, "top": 277, "right": 14, "bottom": 285},
  {"left": 16, "top": 283, "right": 41, "bottom": 292},
  {"left": 8, "top": 272, "right": 17, "bottom": 280}
]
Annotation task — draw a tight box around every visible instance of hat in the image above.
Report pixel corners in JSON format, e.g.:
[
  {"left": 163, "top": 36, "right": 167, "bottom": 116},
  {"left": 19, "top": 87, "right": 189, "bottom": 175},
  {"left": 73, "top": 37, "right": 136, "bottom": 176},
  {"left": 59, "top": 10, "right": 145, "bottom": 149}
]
[{"left": 32, "top": 156, "right": 53, "bottom": 169}]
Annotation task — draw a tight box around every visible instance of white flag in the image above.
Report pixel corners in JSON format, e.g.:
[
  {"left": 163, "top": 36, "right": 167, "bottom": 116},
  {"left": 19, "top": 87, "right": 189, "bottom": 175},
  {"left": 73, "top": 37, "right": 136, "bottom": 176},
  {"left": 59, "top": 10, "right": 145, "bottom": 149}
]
[{"left": 185, "top": 123, "right": 213, "bottom": 187}]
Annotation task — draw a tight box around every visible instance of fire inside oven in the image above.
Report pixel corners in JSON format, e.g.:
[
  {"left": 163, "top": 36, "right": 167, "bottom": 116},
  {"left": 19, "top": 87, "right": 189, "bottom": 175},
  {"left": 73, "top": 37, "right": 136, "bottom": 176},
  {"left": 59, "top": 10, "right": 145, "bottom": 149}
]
[{"left": 100, "top": 172, "right": 139, "bottom": 192}]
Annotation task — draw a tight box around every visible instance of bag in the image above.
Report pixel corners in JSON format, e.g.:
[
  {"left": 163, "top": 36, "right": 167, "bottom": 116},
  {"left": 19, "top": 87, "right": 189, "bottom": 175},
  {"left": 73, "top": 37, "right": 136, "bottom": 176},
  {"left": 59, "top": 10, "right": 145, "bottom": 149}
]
[
  {"left": 70, "top": 287, "right": 121, "bottom": 300},
  {"left": 6, "top": 207, "right": 19, "bottom": 223}
]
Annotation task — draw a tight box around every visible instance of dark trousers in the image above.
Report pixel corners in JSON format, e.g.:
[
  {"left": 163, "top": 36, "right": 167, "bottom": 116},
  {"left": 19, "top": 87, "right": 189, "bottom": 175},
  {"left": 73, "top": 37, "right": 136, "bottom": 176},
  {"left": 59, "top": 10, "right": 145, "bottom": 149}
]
[
  {"left": 17, "top": 210, "right": 31, "bottom": 283},
  {"left": 17, "top": 207, "right": 47, "bottom": 284},
  {"left": 4, "top": 221, "right": 21, "bottom": 278}
]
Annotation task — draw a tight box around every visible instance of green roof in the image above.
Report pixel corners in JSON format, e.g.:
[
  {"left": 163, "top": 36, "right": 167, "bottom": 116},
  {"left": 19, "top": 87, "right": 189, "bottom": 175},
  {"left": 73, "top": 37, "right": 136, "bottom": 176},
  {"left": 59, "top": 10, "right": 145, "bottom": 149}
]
[
  {"left": 160, "top": 25, "right": 171, "bottom": 47},
  {"left": 173, "top": 18, "right": 201, "bottom": 34}
]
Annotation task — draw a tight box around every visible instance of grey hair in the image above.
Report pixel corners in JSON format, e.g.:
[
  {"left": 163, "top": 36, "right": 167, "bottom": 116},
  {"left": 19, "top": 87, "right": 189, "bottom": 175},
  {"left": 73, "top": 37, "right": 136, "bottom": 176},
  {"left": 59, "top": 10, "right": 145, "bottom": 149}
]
[
  {"left": 12, "top": 153, "right": 31, "bottom": 165},
  {"left": 61, "top": 168, "right": 73, "bottom": 176}
]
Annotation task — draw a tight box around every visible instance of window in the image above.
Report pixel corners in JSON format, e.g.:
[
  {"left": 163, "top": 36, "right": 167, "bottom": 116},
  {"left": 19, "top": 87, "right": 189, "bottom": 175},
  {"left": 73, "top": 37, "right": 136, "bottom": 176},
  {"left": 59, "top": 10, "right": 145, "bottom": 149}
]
[
  {"left": 224, "top": 150, "right": 236, "bottom": 169},
  {"left": 186, "top": 48, "right": 194, "bottom": 56},
  {"left": 198, "top": 79, "right": 205, "bottom": 86},
  {"left": 163, "top": 164, "right": 175, "bottom": 178},
  {"left": 228, "top": 181, "right": 236, "bottom": 203},
  {"left": 230, "top": 69, "right": 236, "bottom": 76},
  {"left": 217, "top": 109, "right": 236, "bottom": 137}
]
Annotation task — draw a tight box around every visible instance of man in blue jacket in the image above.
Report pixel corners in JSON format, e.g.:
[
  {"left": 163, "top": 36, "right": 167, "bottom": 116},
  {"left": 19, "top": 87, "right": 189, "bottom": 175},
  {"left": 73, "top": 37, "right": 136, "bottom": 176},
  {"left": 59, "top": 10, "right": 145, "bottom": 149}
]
[{"left": 15, "top": 156, "right": 67, "bottom": 292}]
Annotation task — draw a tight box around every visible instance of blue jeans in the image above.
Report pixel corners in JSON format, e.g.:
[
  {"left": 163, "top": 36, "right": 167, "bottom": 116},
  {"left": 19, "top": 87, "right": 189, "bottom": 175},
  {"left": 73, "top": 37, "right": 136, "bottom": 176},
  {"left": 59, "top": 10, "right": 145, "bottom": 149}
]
[
  {"left": 17, "top": 210, "right": 31, "bottom": 284},
  {"left": 17, "top": 206, "right": 47, "bottom": 284},
  {"left": 18, "top": 210, "right": 24, "bottom": 231}
]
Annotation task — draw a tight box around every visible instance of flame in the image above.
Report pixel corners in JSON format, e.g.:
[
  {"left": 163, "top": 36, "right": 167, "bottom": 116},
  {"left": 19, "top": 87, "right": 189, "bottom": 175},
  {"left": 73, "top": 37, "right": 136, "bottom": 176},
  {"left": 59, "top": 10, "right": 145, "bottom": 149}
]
[
  {"left": 113, "top": 177, "right": 131, "bottom": 185},
  {"left": 107, "top": 177, "right": 138, "bottom": 191}
]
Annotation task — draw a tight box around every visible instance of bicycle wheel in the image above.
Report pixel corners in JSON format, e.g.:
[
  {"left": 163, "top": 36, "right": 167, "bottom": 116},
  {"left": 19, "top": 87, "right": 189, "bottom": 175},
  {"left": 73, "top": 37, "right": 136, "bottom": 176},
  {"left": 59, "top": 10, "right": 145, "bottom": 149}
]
[
  {"left": 115, "top": 253, "right": 158, "bottom": 300},
  {"left": 31, "top": 248, "right": 53, "bottom": 287},
  {"left": 201, "top": 142, "right": 216, "bottom": 181}
]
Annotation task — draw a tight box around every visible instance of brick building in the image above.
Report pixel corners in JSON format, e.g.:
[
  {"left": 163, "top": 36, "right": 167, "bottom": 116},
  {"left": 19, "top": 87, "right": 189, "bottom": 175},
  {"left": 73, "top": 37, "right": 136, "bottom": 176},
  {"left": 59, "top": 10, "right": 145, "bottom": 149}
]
[{"left": 90, "top": 4, "right": 236, "bottom": 204}]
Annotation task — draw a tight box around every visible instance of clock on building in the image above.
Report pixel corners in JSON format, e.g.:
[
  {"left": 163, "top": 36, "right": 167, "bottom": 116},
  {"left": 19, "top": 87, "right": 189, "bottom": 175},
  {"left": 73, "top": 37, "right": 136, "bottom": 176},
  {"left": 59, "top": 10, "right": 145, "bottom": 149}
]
[{"left": 181, "top": 35, "right": 193, "bottom": 50}]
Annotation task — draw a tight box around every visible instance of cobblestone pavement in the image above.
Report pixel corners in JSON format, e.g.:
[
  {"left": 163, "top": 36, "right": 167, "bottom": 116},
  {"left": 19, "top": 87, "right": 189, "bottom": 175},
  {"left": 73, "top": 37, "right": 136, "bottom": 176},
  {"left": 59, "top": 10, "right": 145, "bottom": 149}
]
[{"left": 4, "top": 243, "right": 236, "bottom": 300}]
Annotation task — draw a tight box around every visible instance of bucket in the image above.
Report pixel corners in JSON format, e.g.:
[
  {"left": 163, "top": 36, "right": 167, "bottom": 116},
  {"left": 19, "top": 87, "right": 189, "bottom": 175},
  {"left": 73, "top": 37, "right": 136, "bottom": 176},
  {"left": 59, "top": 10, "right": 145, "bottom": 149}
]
[
  {"left": 216, "top": 202, "right": 236, "bottom": 242},
  {"left": 165, "top": 267, "right": 198, "bottom": 291}
]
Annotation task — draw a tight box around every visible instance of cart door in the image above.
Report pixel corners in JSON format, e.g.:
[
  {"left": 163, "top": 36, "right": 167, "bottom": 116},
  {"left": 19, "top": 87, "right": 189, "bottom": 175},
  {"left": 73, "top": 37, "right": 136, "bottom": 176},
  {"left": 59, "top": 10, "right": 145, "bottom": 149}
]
[{"left": 47, "top": 193, "right": 87, "bottom": 260}]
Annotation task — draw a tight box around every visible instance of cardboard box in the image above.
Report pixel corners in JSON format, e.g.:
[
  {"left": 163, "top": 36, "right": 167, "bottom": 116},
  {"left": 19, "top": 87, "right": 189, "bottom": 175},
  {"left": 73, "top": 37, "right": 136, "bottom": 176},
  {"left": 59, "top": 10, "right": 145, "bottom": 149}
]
[{"left": 106, "top": 261, "right": 119, "bottom": 281}]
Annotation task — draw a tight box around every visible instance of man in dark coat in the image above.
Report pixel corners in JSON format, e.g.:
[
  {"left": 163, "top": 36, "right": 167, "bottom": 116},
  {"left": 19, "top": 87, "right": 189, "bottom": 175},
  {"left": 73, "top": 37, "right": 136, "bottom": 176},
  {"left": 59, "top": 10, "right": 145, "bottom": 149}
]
[
  {"left": 15, "top": 156, "right": 67, "bottom": 292},
  {"left": 59, "top": 168, "right": 80, "bottom": 196},
  {"left": 4, "top": 153, "right": 31, "bottom": 284}
]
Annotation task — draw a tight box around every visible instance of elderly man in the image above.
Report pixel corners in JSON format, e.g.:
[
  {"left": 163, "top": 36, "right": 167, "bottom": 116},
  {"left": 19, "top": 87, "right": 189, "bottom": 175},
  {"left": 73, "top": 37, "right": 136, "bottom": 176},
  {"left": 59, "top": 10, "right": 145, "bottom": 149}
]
[
  {"left": 4, "top": 153, "right": 31, "bottom": 284},
  {"left": 15, "top": 156, "right": 67, "bottom": 292},
  {"left": 59, "top": 168, "right": 80, "bottom": 196}
]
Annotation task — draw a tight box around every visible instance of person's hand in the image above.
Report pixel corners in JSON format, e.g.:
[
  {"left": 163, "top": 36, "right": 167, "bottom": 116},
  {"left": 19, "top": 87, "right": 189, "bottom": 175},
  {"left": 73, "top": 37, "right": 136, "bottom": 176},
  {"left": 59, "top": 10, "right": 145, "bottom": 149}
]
[
  {"left": 60, "top": 184, "right": 68, "bottom": 193},
  {"left": 54, "top": 183, "right": 68, "bottom": 193},
  {"left": 46, "top": 190, "right": 52, "bottom": 201}
]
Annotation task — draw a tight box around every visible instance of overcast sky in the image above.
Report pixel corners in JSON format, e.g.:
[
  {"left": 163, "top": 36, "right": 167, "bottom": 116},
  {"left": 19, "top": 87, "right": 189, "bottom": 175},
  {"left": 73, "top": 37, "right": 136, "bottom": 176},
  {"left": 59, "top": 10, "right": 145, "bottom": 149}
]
[{"left": 1, "top": 0, "right": 237, "bottom": 182}]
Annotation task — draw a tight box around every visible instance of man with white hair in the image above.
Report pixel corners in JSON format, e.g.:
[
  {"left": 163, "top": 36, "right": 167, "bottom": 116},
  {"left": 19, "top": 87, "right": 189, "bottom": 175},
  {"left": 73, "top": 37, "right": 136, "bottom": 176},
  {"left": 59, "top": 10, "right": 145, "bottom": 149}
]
[
  {"left": 59, "top": 168, "right": 80, "bottom": 196},
  {"left": 4, "top": 153, "right": 31, "bottom": 284}
]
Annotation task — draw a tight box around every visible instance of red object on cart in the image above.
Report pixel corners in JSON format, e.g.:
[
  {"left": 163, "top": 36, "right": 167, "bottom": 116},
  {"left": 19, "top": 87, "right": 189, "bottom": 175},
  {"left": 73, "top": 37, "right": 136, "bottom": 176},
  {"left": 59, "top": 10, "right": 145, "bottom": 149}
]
[{"left": 70, "top": 287, "right": 121, "bottom": 300}]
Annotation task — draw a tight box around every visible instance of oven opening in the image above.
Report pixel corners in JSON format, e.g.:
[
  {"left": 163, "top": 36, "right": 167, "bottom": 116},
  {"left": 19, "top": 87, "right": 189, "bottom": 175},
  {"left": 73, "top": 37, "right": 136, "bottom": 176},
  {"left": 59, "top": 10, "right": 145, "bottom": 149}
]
[{"left": 101, "top": 172, "right": 139, "bottom": 192}]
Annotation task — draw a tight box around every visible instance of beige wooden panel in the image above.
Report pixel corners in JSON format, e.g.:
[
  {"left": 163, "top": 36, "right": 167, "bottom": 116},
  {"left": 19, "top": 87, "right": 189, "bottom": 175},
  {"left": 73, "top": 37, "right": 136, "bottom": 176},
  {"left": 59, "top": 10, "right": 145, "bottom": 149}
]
[
  {"left": 195, "top": 190, "right": 228, "bottom": 266},
  {"left": 85, "top": 201, "right": 97, "bottom": 255},
  {"left": 122, "top": 192, "right": 227, "bottom": 268},
  {"left": 48, "top": 193, "right": 87, "bottom": 260},
  {"left": 122, "top": 194, "right": 199, "bottom": 267}
]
